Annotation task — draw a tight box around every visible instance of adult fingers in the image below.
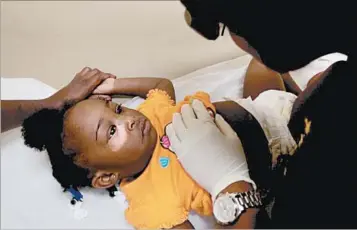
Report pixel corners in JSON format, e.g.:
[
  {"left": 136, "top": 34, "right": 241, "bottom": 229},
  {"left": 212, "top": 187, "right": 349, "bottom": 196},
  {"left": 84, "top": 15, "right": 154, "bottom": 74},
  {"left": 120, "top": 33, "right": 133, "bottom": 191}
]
[
  {"left": 281, "top": 143, "right": 288, "bottom": 155},
  {"left": 172, "top": 113, "right": 187, "bottom": 141},
  {"left": 84, "top": 72, "right": 113, "bottom": 92},
  {"left": 84, "top": 68, "right": 101, "bottom": 79},
  {"left": 181, "top": 104, "right": 197, "bottom": 128},
  {"left": 191, "top": 99, "right": 213, "bottom": 122},
  {"left": 78, "top": 67, "right": 92, "bottom": 76},
  {"left": 287, "top": 138, "right": 297, "bottom": 155},
  {"left": 165, "top": 123, "right": 180, "bottom": 153},
  {"left": 215, "top": 114, "right": 237, "bottom": 138},
  {"left": 108, "top": 73, "right": 117, "bottom": 79},
  {"left": 93, "top": 72, "right": 115, "bottom": 83}
]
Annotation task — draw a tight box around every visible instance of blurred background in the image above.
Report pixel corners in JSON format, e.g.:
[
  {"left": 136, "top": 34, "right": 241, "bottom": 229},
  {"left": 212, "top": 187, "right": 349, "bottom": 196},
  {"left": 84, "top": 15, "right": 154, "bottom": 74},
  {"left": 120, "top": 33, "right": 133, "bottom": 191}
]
[{"left": 1, "top": 1, "right": 246, "bottom": 89}]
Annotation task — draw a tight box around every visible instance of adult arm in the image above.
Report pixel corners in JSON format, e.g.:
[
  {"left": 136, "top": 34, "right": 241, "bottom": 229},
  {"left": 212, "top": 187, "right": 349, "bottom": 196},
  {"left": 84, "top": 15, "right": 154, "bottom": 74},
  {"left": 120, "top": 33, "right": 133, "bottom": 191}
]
[
  {"left": 2, "top": 99, "right": 59, "bottom": 133},
  {"left": 213, "top": 101, "right": 270, "bottom": 229},
  {"left": 1, "top": 67, "right": 114, "bottom": 133},
  {"left": 174, "top": 184, "right": 256, "bottom": 229},
  {"left": 166, "top": 100, "right": 259, "bottom": 229}
]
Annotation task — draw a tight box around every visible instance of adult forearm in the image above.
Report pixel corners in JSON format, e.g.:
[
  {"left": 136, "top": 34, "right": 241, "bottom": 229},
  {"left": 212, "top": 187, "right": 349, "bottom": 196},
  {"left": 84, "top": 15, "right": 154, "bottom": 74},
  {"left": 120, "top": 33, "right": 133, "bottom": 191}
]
[
  {"left": 215, "top": 181, "right": 259, "bottom": 229},
  {"left": 1, "top": 67, "right": 117, "bottom": 133},
  {"left": 1, "top": 99, "right": 58, "bottom": 133}
]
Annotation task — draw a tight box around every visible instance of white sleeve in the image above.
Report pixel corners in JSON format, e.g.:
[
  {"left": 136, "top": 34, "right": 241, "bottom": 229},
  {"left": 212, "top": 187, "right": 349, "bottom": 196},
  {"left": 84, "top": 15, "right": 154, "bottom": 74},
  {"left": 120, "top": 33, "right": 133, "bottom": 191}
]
[{"left": 289, "top": 52, "right": 347, "bottom": 90}]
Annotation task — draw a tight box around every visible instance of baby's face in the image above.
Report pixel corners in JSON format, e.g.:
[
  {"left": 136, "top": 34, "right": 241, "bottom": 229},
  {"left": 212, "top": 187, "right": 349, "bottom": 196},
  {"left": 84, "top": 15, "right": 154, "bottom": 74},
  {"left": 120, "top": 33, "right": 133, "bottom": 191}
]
[{"left": 64, "top": 99, "right": 157, "bottom": 178}]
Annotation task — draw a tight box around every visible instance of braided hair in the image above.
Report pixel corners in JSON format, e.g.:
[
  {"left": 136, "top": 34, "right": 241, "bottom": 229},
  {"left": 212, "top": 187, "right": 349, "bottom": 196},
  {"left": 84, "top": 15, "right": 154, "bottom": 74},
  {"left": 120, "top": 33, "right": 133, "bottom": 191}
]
[{"left": 21, "top": 105, "right": 117, "bottom": 205}]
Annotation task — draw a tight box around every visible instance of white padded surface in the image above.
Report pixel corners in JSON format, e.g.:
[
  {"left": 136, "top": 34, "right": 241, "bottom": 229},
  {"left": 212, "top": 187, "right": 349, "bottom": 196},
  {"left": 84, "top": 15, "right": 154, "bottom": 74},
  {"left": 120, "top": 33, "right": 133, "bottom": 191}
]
[
  {"left": 1, "top": 79, "right": 132, "bottom": 229},
  {"left": 1, "top": 53, "right": 346, "bottom": 229}
]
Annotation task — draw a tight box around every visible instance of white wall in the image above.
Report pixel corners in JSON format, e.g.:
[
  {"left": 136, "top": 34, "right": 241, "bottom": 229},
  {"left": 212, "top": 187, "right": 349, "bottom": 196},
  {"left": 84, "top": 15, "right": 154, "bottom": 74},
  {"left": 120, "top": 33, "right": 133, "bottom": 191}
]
[{"left": 1, "top": 1, "right": 245, "bottom": 89}]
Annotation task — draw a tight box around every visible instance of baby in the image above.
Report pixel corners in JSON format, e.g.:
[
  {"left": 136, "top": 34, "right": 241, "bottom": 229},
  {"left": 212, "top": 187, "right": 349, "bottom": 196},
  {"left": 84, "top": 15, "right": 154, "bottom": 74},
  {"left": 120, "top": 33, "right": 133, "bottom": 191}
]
[{"left": 21, "top": 77, "right": 271, "bottom": 229}]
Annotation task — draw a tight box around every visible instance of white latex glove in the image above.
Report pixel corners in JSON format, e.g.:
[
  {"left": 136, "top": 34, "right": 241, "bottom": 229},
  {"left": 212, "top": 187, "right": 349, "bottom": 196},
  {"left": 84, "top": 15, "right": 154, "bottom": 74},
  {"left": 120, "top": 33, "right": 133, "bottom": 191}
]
[
  {"left": 251, "top": 90, "right": 297, "bottom": 158},
  {"left": 258, "top": 108, "right": 297, "bottom": 165},
  {"left": 166, "top": 100, "right": 256, "bottom": 199},
  {"left": 237, "top": 96, "right": 297, "bottom": 165}
]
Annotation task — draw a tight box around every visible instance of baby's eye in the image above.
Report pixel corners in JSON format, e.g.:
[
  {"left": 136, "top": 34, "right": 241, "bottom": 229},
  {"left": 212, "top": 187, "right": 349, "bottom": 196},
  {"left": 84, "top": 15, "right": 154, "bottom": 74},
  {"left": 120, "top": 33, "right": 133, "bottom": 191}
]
[
  {"left": 109, "top": 125, "right": 116, "bottom": 138},
  {"left": 115, "top": 104, "right": 122, "bottom": 114}
]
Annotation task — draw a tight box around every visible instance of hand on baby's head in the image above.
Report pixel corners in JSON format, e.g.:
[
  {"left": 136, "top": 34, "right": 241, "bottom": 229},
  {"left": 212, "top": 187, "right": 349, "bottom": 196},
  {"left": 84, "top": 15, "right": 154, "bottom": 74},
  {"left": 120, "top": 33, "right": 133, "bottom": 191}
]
[{"left": 93, "top": 78, "right": 116, "bottom": 95}]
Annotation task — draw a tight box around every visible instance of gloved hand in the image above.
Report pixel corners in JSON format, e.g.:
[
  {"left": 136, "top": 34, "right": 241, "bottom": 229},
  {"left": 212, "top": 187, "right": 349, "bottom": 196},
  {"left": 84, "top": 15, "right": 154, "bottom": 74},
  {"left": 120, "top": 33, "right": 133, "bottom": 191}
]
[
  {"left": 258, "top": 108, "right": 297, "bottom": 165},
  {"left": 166, "top": 99, "right": 256, "bottom": 199},
  {"left": 237, "top": 93, "right": 297, "bottom": 165},
  {"left": 268, "top": 119, "right": 297, "bottom": 164}
]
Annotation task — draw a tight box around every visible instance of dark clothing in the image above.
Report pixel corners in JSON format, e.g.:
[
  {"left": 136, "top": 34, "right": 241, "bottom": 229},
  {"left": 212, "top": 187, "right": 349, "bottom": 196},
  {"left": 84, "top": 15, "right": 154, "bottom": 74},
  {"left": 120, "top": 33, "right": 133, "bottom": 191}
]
[
  {"left": 272, "top": 61, "right": 357, "bottom": 228},
  {"left": 182, "top": 1, "right": 357, "bottom": 227},
  {"left": 182, "top": 0, "right": 356, "bottom": 73}
]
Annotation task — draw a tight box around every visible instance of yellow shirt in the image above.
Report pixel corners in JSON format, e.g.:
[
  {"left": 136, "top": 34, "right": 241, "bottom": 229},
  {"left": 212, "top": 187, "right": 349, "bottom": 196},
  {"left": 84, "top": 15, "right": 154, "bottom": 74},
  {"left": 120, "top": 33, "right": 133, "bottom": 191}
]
[{"left": 120, "top": 89, "right": 215, "bottom": 229}]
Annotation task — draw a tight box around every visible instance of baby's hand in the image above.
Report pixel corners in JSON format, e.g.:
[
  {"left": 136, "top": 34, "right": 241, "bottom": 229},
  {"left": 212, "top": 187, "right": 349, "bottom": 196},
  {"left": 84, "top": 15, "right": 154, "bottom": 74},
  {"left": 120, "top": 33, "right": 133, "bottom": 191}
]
[{"left": 93, "top": 78, "right": 116, "bottom": 95}]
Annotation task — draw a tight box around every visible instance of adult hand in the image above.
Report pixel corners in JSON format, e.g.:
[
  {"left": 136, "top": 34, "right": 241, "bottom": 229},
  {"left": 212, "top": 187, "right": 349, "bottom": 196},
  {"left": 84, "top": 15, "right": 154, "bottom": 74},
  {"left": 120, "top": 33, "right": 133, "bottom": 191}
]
[
  {"left": 166, "top": 100, "right": 256, "bottom": 199},
  {"left": 46, "top": 67, "right": 116, "bottom": 108},
  {"left": 92, "top": 78, "right": 116, "bottom": 95}
]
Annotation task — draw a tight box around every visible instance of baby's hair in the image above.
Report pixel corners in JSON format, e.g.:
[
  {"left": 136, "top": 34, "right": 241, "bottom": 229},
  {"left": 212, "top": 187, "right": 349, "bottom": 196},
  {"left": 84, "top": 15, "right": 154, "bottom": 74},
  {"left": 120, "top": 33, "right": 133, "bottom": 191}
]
[{"left": 21, "top": 105, "right": 117, "bottom": 204}]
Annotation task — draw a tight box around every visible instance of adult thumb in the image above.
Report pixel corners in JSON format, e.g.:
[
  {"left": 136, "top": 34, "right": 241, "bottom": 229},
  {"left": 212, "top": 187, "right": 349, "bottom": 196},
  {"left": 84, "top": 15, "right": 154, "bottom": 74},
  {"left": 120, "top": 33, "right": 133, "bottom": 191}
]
[{"left": 215, "top": 114, "right": 237, "bottom": 138}]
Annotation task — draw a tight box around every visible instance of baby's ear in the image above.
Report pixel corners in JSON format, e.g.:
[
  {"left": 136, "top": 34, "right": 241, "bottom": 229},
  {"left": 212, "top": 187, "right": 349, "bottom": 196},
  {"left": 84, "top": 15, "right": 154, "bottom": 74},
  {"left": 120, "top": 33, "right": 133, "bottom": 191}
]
[
  {"left": 91, "top": 171, "right": 119, "bottom": 189},
  {"left": 21, "top": 109, "right": 64, "bottom": 151}
]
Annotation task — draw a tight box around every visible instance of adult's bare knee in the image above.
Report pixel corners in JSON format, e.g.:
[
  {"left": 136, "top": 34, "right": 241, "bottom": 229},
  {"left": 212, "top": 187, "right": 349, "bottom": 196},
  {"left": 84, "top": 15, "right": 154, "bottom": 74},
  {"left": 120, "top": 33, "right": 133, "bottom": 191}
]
[{"left": 243, "top": 58, "right": 285, "bottom": 99}]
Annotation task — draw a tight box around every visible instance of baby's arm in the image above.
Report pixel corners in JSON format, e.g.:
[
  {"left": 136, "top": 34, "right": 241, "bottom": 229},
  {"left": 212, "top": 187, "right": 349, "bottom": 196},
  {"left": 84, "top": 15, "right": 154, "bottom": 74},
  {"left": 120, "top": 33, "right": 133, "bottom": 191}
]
[{"left": 94, "top": 77, "right": 175, "bottom": 101}]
